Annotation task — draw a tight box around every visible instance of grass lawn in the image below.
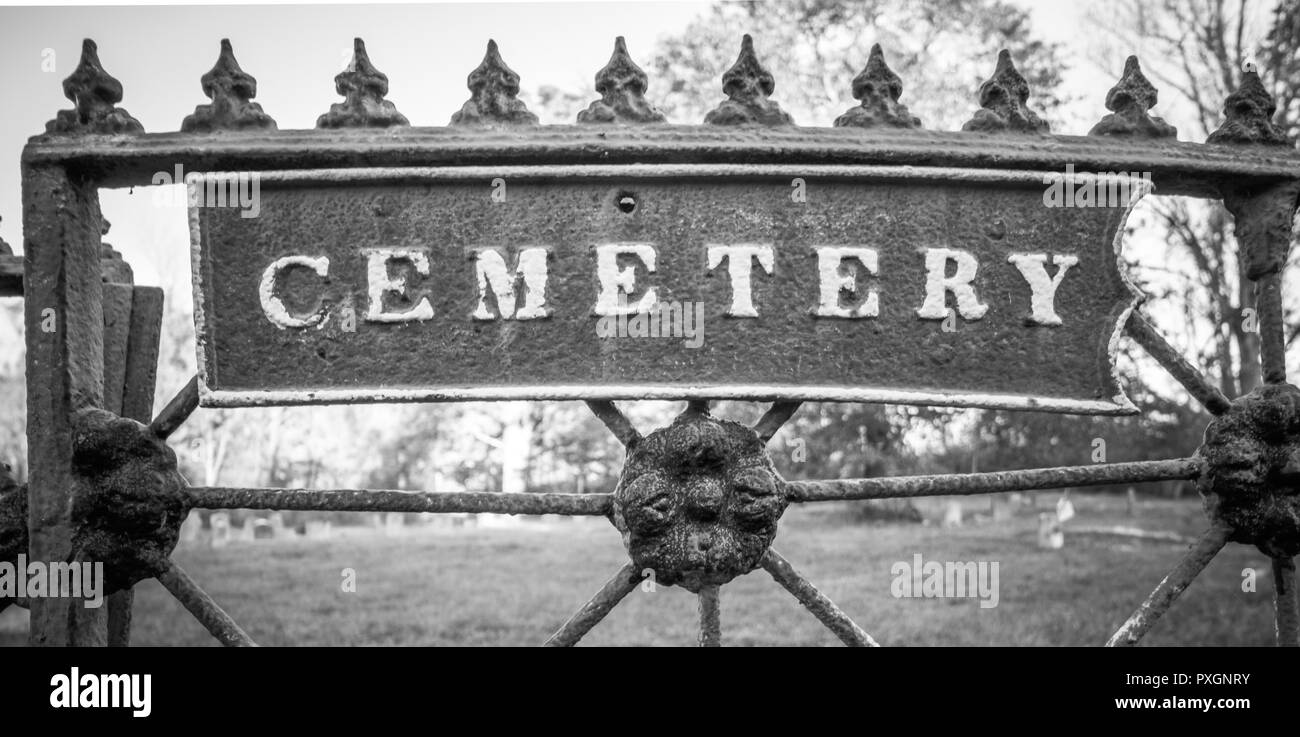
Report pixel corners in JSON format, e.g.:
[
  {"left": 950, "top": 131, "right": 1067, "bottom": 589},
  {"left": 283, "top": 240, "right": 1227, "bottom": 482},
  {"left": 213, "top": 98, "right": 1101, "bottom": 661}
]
[{"left": 0, "top": 493, "right": 1281, "bottom": 646}]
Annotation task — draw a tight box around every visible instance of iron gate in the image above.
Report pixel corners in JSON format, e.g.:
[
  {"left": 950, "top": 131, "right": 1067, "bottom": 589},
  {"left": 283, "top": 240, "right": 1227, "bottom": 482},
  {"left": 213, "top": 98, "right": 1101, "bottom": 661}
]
[{"left": 6, "top": 33, "right": 1300, "bottom": 646}]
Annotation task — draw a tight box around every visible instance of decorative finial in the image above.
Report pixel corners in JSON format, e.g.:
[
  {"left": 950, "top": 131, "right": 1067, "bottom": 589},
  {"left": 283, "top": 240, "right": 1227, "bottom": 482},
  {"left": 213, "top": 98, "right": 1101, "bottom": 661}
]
[
  {"left": 962, "top": 49, "right": 1049, "bottom": 134},
  {"left": 45, "top": 40, "right": 143, "bottom": 135},
  {"left": 1089, "top": 56, "right": 1176, "bottom": 139},
  {"left": 577, "top": 37, "right": 666, "bottom": 124},
  {"left": 181, "top": 39, "right": 277, "bottom": 132},
  {"left": 450, "top": 40, "right": 538, "bottom": 126},
  {"left": 834, "top": 44, "right": 922, "bottom": 129},
  {"left": 0, "top": 216, "right": 11, "bottom": 256},
  {"left": 1207, "top": 66, "right": 1290, "bottom": 145},
  {"left": 317, "top": 38, "right": 409, "bottom": 129},
  {"left": 704, "top": 35, "right": 793, "bottom": 126}
]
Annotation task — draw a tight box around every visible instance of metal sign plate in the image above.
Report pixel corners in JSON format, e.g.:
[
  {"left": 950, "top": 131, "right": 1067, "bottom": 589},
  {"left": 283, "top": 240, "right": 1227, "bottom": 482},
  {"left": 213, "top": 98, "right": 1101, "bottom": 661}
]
[{"left": 189, "top": 164, "right": 1144, "bottom": 413}]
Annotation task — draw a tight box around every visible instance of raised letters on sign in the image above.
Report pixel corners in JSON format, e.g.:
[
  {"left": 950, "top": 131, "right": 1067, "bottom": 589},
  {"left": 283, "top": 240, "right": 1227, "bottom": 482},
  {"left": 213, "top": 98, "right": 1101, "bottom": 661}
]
[{"left": 190, "top": 165, "right": 1145, "bottom": 412}]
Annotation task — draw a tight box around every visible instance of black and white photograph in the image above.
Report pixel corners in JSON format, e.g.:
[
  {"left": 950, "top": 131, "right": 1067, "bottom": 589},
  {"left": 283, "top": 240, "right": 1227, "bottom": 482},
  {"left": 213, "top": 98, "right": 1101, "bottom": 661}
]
[{"left": 0, "top": 0, "right": 1297, "bottom": 718}]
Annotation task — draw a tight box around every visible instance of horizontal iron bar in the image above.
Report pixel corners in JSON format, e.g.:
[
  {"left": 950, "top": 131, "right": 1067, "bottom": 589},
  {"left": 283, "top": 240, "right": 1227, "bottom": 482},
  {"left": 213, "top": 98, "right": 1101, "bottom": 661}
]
[
  {"left": 1105, "top": 525, "right": 1230, "bottom": 647},
  {"left": 24, "top": 127, "right": 1300, "bottom": 198},
  {"left": 186, "top": 486, "right": 613, "bottom": 516},
  {"left": 785, "top": 458, "right": 1203, "bottom": 502}
]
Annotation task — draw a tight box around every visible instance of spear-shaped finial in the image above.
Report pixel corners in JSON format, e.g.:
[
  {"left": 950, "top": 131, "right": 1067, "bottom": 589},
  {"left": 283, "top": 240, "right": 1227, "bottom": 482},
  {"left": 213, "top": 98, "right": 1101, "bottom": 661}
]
[
  {"left": 450, "top": 40, "right": 538, "bottom": 126},
  {"left": 317, "top": 38, "right": 409, "bottom": 128},
  {"left": 45, "top": 39, "right": 143, "bottom": 135},
  {"left": 577, "top": 37, "right": 666, "bottom": 124},
  {"left": 1207, "top": 65, "right": 1290, "bottom": 145},
  {"left": 181, "top": 39, "right": 277, "bottom": 132},
  {"left": 1089, "top": 56, "right": 1176, "bottom": 139},
  {"left": 704, "top": 34, "right": 793, "bottom": 126},
  {"left": 962, "top": 49, "right": 1049, "bottom": 134},
  {"left": 834, "top": 44, "right": 922, "bottom": 129},
  {"left": 0, "top": 216, "right": 11, "bottom": 256}
]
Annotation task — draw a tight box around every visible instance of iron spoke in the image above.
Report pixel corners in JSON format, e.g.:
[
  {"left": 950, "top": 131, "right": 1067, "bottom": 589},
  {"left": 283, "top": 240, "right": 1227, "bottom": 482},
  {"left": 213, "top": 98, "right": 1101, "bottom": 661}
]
[
  {"left": 786, "top": 458, "right": 1202, "bottom": 502},
  {"left": 753, "top": 400, "right": 802, "bottom": 444},
  {"left": 584, "top": 400, "right": 642, "bottom": 447},
  {"left": 760, "top": 549, "right": 878, "bottom": 647},
  {"left": 156, "top": 560, "right": 256, "bottom": 647},
  {"left": 698, "top": 585, "right": 721, "bottom": 647},
  {"left": 1272, "top": 556, "right": 1299, "bottom": 647},
  {"left": 544, "top": 562, "right": 641, "bottom": 647},
  {"left": 149, "top": 374, "right": 200, "bottom": 440},
  {"left": 1105, "top": 525, "right": 1229, "bottom": 647},
  {"left": 1126, "top": 312, "right": 1232, "bottom": 414},
  {"left": 186, "top": 487, "right": 612, "bottom": 516},
  {"left": 1256, "top": 272, "right": 1287, "bottom": 384}
]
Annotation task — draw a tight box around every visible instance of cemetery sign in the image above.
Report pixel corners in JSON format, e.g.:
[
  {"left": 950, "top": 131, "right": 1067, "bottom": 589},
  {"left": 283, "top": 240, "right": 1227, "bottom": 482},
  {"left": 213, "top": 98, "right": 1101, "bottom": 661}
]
[{"left": 189, "top": 164, "right": 1146, "bottom": 413}]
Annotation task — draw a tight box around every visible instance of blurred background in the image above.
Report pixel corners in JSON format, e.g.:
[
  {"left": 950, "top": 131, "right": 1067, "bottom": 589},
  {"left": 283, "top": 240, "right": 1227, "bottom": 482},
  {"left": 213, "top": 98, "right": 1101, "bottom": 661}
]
[{"left": 0, "top": 0, "right": 1297, "bottom": 645}]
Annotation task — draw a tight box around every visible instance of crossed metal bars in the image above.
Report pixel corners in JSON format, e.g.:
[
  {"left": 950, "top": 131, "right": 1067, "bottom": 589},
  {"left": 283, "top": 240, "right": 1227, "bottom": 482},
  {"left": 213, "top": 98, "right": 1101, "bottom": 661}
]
[
  {"left": 135, "top": 299, "right": 1291, "bottom": 647},
  {"left": 15, "top": 32, "right": 1300, "bottom": 646}
]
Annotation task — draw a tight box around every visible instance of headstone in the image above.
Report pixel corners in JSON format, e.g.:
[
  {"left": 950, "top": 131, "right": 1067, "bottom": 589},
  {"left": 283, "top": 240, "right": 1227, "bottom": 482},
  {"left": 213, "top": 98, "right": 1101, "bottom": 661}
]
[
  {"left": 942, "top": 501, "right": 963, "bottom": 528},
  {"left": 1038, "top": 513, "right": 1064, "bottom": 549},
  {"left": 1056, "top": 494, "right": 1076, "bottom": 523},
  {"left": 251, "top": 517, "right": 275, "bottom": 540},
  {"left": 1126, "top": 487, "right": 1138, "bottom": 516},
  {"left": 210, "top": 512, "right": 231, "bottom": 548}
]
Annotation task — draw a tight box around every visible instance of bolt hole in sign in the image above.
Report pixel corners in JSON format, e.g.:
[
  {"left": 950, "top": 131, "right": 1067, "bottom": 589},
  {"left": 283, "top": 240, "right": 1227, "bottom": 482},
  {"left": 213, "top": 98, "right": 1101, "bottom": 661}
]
[{"left": 188, "top": 164, "right": 1146, "bottom": 413}]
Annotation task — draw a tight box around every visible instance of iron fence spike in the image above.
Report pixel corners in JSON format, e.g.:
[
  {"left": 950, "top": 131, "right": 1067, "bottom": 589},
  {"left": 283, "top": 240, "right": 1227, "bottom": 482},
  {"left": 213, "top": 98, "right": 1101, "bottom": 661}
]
[
  {"left": 1089, "top": 56, "right": 1177, "bottom": 139},
  {"left": 577, "top": 36, "right": 666, "bottom": 124},
  {"left": 834, "top": 43, "right": 922, "bottom": 129},
  {"left": 318, "top": 37, "right": 409, "bottom": 129},
  {"left": 450, "top": 39, "right": 538, "bottom": 126},
  {"left": 704, "top": 34, "right": 794, "bottom": 126},
  {"left": 1207, "top": 65, "right": 1291, "bottom": 145},
  {"left": 181, "top": 38, "right": 278, "bottom": 133},
  {"left": 961, "top": 48, "right": 1049, "bottom": 135},
  {"left": 44, "top": 39, "right": 144, "bottom": 135}
]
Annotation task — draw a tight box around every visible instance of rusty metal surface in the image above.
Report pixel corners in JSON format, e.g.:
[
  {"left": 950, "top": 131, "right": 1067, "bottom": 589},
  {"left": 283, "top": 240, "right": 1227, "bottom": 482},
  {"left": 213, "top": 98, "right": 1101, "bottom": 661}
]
[
  {"left": 752, "top": 400, "right": 801, "bottom": 443},
  {"left": 1272, "top": 556, "right": 1299, "bottom": 647},
  {"left": 1125, "top": 311, "right": 1231, "bottom": 414},
  {"left": 697, "top": 585, "right": 721, "bottom": 647},
  {"left": 786, "top": 457, "right": 1202, "bottom": 502},
  {"left": 585, "top": 400, "right": 641, "bottom": 447},
  {"left": 186, "top": 486, "right": 612, "bottom": 516},
  {"left": 23, "top": 163, "right": 107, "bottom": 646},
  {"left": 156, "top": 560, "right": 256, "bottom": 647},
  {"left": 1106, "top": 525, "right": 1229, "bottom": 646},
  {"left": 1089, "top": 57, "right": 1177, "bottom": 140},
  {"left": 612, "top": 409, "right": 785, "bottom": 591},
  {"left": 192, "top": 165, "right": 1141, "bottom": 412},
  {"left": 760, "top": 549, "right": 877, "bottom": 646},
  {"left": 1198, "top": 383, "right": 1300, "bottom": 557},
  {"left": 544, "top": 562, "right": 640, "bottom": 647},
  {"left": 963, "top": 50, "right": 1049, "bottom": 135},
  {"left": 25, "top": 126, "right": 1300, "bottom": 199},
  {"left": 150, "top": 375, "right": 200, "bottom": 440}
]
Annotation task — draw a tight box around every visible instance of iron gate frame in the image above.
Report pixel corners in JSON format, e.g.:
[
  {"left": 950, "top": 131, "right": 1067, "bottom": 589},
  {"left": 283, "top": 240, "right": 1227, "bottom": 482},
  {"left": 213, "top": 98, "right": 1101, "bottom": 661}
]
[{"left": 11, "top": 35, "right": 1300, "bottom": 647}]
